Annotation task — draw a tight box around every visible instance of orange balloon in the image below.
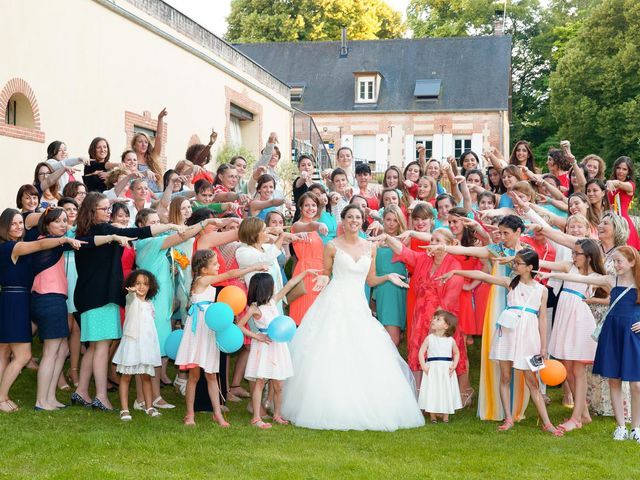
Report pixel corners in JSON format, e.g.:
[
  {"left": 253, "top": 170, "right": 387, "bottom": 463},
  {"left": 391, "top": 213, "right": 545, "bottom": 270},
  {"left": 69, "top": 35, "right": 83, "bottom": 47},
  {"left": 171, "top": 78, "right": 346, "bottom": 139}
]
[
  {"left": 539, "top": 359, "right": 567, "bottom": 386},
  {"left": 217, "top": 286, "right": 247, "bottom": 315}
]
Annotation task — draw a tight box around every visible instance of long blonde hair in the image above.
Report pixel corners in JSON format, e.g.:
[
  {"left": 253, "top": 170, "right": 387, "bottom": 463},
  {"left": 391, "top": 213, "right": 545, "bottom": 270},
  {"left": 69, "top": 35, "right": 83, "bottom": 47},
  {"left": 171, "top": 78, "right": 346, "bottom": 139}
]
[{"left": 131, "top": 132, "right": 162, "bottom": 179}]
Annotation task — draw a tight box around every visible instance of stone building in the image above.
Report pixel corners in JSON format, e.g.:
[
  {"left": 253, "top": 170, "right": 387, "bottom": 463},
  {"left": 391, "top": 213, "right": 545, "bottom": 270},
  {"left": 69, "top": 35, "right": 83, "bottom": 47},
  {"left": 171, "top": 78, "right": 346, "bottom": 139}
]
[
  {"left": 0, "top": 0, "right": 292, "bottom": 207},
  {"left": 238, "top": 34, "right": 511, "bottom": 172}
]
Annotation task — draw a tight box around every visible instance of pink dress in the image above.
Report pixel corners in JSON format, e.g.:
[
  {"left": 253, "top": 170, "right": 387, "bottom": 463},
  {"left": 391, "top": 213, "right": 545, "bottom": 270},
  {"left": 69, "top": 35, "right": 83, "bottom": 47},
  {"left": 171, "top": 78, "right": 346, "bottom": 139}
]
[
  {"left": 244, "top": 300, "right": 294, "bottom": 381},
  {"left": 608, "top": 181, "right": 640, "bottom": 249},
  {"left": 175, "top": 286, "right": 220, "bottom": 374},
  {"left": 548, "top": 268, "right": 597, "bottom": 361},
  {"left": 490, "top": 281, "right": 543, "bottom": 370}
]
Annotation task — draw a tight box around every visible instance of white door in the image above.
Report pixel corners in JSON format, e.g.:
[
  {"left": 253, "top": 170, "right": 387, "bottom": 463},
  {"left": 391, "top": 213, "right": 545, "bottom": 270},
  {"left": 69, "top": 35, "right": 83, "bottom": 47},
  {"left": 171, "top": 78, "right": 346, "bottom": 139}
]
[{"left": 353, "top": 135, "right": 376, "bottom": 168}]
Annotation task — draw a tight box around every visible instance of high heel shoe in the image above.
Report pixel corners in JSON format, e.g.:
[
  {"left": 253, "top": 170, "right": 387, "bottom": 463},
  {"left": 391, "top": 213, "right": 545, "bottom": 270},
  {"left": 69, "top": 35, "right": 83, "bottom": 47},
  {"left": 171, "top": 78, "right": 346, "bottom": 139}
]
[
  {"left": 70, "top": 392, "right": 92, "bottom": 408},
  {"left": 461, "top": 388, "right": 475, "bottom": 408},
  {"left": 91, "top": 398, "right": 114, "bottom": 412}
]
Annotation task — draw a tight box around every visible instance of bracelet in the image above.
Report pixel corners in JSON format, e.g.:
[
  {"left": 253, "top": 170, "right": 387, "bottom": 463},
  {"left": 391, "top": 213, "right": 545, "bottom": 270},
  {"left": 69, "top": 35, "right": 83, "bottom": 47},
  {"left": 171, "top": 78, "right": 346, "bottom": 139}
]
[{"left": 199, "top": 221, "right": 205, "bottom": 231}]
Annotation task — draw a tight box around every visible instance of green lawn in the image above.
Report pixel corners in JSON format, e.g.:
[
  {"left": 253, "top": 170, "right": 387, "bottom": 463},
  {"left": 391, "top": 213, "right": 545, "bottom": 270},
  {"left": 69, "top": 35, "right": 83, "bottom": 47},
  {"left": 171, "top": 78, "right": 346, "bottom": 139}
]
[{"left": 0, "top": 341, "right": 636, "bottom": 479}]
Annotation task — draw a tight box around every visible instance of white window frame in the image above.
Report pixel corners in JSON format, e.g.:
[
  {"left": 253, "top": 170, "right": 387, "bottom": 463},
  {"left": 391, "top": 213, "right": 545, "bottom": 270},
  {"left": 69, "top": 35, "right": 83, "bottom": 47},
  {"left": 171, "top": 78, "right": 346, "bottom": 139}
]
[
  {"left": 414, "top": 136, "right": 433, "bottom": 161},
  {"left": 453, "top": 137, "right": 472, "bottom": 159},
  {"left": 355, "top": 76, "right": 376, "bottom": 103}
]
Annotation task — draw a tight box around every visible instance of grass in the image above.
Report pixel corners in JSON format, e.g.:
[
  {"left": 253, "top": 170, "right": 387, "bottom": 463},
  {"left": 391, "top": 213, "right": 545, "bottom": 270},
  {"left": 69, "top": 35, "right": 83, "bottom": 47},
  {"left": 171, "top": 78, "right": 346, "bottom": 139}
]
[{"left": 0, "top": 341, "right": 637, "bottom": 479}]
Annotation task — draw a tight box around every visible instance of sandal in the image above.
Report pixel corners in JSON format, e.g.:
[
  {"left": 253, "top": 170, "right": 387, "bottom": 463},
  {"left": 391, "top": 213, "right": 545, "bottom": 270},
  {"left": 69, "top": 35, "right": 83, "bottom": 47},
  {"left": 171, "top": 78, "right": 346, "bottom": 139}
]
[
  {"left": 251, "top": 418, "right": 272, "bottom": 429},
  {"left": 542, "top": 423, "right": 564, "bottom": 437},
  {"left": 184, "top": 414, "right": 196, "bottom": 426},
  {"left": 229, "top": 385, "right": 251, "bottom": 398},
  {"left": 461, "top": 388, "right": 475, "bottom": 408},
  {"left": 272, "top": 415, "right": 289, "bottom": 425},
  {"left": 145, "top": 407, "right": 162, "bottom": 418},
  {"left": 558, "top": 418, "right": 582, "bottom": 432},
  {"left": 0, "top": 400, "right": 19, "bottom": 413},
  {"left": 120, "top": 410, "right": 132, "bottom": 422},
  {"left": 498, "top": 418, "right": 514, "bottom": 431},
  {"left": 562, "top": 394, "right": 574, "bottom": 409},
  {"left": 213, "top": 413, "right": 230, "bottom": 428}
]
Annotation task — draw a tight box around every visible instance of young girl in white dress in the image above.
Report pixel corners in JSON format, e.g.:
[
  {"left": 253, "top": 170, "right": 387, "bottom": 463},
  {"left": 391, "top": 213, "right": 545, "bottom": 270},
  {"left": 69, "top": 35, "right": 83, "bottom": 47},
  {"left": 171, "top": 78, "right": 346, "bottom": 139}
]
[
  {"left": 439, "top": 249, "right": 563, "bottom": 436},
  {"left": 113, "top": 270, "right": 162, "bottom": 421},
  {"left": 418, "top": 309, "right": 462, "bottom": 423},
  {"left": 238, "top": 269, "right": 319, "bottom": 429},
  {"left": 535, "top": 238, "right": 605, "bottom": 433},
  {"left": 175, "top": 250, "right": 267, "bottom": 427}
]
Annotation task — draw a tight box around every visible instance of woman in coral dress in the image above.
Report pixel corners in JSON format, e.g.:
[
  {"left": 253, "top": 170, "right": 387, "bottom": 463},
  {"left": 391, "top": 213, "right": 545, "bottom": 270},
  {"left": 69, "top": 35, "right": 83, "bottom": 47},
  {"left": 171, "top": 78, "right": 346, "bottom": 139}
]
[
  {"left": 289, "top": 192, "right": 326, "bottom": 325},
  {"left": 607, "top": 156, "right": 639, "bottom": 249}
]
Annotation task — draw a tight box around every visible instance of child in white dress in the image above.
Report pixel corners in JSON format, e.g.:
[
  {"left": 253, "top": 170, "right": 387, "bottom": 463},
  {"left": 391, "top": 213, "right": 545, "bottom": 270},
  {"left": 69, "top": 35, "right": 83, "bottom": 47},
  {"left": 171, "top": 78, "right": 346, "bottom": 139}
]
[
  {"left": 238, "top": 268, "right": 319, "bottom": 429},
  {"left": 418, "top": 309, "right": 462, "bottom": 423},
  {"left": 439, "top": 249, "right": 563, "bottom": 436},
  {"left": 175, "top": 249, "right": 267, "bottom": 427},
  {"left": 113, "top": 270, "right": 162, "bottom": 421}
]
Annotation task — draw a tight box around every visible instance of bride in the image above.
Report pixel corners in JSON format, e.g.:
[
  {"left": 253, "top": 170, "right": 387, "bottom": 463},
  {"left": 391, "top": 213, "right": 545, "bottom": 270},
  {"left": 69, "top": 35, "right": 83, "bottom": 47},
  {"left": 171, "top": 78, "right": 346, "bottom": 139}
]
[{"left": 281, "top": 204, "right": 425, "bottom": 431}]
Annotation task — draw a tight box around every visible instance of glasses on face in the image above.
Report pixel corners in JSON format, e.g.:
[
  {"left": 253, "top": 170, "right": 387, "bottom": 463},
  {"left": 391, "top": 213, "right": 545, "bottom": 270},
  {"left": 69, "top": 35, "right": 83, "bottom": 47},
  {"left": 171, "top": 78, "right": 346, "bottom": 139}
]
[
  {"left": 571, "top": 251, "right": 585, "bottom": 257},
  {"left": 38, "top": 172, "right": 50, "bottom": 178},
  {"left": 96, "top": 206, "right": 112, "bottom": 213},
  {"left": 511, "top": 260, "right": 527, "bottom": 267},
  {"left": 76, "top": 191, "right": 87, "bottom": 196}
]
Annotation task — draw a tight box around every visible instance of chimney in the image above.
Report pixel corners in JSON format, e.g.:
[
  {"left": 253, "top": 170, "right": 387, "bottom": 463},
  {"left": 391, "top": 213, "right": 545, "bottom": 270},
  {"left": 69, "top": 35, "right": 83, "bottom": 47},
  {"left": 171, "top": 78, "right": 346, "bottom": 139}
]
[
  {"left": 340, "top": 27, "right": 348, "bottom": 58},
  {"left": 493, "top": 9, "right": 504, "bottom": 36}
]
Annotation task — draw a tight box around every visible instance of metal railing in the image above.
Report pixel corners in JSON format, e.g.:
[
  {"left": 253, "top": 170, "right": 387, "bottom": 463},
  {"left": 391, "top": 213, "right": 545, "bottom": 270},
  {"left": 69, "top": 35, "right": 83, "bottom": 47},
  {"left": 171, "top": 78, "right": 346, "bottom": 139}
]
[{"left": 292, "top": 108, "right": 332, "bottom": 173}]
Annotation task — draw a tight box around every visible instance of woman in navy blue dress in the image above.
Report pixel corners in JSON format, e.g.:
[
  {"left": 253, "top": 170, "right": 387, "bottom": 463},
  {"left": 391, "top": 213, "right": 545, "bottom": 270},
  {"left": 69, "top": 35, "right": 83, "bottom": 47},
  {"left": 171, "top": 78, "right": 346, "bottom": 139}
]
[
  {"left": 540, "top": 246, "right": 640, "bottom": 441},
  {"left": 0, "top": 208, "right": 85, "bottom": 413}
]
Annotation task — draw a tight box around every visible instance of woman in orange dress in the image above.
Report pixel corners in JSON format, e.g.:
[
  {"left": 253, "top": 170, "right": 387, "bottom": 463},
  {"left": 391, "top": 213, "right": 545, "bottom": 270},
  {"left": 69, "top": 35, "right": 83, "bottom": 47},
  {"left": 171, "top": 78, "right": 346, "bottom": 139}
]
[{"left": 290, "top": 192, "right": 326, "bottom": 325}]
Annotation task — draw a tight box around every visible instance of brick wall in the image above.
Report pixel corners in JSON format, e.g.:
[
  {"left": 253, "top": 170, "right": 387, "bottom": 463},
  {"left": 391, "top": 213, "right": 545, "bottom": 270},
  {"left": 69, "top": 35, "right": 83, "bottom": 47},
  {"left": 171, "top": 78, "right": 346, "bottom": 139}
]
[{"left": 0, "top": 77, "right": 45, "bottom": 143}]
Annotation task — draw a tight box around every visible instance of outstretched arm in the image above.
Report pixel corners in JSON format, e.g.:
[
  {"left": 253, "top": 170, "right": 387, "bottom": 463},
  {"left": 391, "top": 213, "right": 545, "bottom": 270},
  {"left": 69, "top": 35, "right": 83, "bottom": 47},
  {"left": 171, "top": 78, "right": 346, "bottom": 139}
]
[{"left": 437, "top": 269, "right": 510, "bottom": 288}]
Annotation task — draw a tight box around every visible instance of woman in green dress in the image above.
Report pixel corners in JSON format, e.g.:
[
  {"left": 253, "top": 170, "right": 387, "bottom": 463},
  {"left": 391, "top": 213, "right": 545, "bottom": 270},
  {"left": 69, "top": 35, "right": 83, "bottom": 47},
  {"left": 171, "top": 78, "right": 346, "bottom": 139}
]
[
  {"left": 374, "top": 205, "right": 408, "bottom": 347},
  {"left": 134, "top": 208, "right": 219, "bottom": 408}
]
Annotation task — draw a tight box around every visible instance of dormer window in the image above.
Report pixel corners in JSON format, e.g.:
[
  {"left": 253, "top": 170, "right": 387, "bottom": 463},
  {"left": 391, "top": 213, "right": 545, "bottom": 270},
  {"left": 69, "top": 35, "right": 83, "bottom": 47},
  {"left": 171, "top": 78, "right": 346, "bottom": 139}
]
[
  {"left": 290, "top": 82, "right": 306, "bottom": 103},
  {"left": 354, "top": 72, "right": 382, "bottom": 104}
]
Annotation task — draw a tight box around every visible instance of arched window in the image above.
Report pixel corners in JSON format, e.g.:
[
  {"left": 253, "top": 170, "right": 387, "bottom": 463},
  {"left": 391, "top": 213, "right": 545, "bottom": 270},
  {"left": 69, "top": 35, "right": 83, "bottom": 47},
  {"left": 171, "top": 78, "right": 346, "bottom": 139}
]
[{"left": 0, "top": 78, "right": 44, "bottom": 142}]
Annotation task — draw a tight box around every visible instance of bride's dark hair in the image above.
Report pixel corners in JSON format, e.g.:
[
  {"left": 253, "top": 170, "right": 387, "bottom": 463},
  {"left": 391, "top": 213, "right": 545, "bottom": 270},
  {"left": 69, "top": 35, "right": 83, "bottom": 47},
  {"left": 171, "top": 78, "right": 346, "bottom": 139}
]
[{"left": 340, "top": 204, "right": 363, "bottom": 220}]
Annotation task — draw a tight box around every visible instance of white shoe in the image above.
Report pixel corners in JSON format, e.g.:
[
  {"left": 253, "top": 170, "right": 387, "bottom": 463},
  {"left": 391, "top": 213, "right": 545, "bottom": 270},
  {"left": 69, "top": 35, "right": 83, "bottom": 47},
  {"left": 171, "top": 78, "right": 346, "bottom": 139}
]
[
  {"left": 630, "top": 428, "right": 640, "bottom": 442},
  {"left": 145, "top": 407, "right": 162, "bottom": 417},
  {"left": 133, "top": 400, "right": 145, "bottom": 411},
  {"left": 173, "top": 376, "right": 187, "bottom": 396},
  {"left": 152, "top": 396, "right": 175, "bottom": 409},
  {"left": 613, "top": 425, "right": 629, "bottom": 441}
]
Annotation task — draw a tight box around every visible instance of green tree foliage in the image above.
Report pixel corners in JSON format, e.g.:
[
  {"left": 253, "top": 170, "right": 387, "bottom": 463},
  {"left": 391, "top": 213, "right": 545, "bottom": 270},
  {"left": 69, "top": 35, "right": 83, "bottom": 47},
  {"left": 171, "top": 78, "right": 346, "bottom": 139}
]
[
  {"left": 225, "top": 0, "right": 405, "bottom": 43},
  {"left": 407, "top": 0, "right": 599, "bottom": 163},
  {"left": 550, "top": 0, "right": 640, "bottom": 162}
]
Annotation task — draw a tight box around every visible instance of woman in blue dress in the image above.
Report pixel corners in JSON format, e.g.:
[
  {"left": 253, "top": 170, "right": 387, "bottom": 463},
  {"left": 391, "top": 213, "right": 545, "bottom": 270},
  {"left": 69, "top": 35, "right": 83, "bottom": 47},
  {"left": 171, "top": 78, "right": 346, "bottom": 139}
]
[{"left": 0, "top": 208, "right": 85, "bottom": 413}]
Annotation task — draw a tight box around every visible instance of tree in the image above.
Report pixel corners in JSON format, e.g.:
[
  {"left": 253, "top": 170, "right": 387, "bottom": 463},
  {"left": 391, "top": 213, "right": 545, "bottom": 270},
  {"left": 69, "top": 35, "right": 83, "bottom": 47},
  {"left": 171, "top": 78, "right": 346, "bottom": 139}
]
[
  {"left": 407, "top": 0, "right": 599, "bottom": 165},
  {"left": 550, "top": 0, "right": 640, "bottom": 162},
  {"left": 225, "top": 0, "right": 405, "bottom": 43}
]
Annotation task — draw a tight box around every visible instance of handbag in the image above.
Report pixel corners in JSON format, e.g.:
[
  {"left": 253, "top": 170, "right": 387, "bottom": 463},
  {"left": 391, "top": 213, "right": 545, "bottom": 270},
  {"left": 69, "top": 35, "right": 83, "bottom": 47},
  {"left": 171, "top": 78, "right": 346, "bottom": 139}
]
[
  {"left": 591, "top": 285, "right": 633, "bottom": 342},
  {"left": 497, "top": 283, "right": 538, "bottom": 329}
]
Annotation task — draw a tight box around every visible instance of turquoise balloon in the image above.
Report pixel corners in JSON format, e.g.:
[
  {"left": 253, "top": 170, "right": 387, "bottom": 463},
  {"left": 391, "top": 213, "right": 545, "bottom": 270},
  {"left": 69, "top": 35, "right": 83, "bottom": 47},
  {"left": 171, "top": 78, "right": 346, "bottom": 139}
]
[
  {"left": 267, "top": 315, "right": 297, "bottom": 343},
  {"left": 216, "top": 324, "right": 244, "bottom": 353},
  {"left": 205, "top": 302, "right": 234, "bottom": 332},
  {"left": 164, "top": 329, "right": 184, "bottom": 360}
]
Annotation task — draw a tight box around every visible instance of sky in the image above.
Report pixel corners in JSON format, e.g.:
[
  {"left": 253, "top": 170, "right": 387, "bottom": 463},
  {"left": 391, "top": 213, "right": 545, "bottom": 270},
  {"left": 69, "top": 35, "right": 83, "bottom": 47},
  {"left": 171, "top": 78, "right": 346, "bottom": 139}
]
[{"left": 163, "top": 0, "right": 411, "bottom": 39}]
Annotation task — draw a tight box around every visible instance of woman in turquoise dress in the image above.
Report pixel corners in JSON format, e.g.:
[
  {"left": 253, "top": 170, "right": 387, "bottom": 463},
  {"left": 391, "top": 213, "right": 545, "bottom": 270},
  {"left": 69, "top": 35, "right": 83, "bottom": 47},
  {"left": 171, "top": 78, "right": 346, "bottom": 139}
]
[
  {"left": 374, "top": 205, "right": 408, "bottom": 347},
  {"left": 134, "top": 208, "right": 219, "bottom": 407}
]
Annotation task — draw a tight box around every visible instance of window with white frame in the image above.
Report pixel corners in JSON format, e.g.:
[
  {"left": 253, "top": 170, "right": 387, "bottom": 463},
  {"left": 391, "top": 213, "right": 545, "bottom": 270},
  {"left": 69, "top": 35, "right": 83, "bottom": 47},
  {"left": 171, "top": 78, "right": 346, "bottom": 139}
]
[
  {"left": 454, "top": 137, "right": 472, "bottom": 159},
  {"left": 356, "top": 76, "right": 376, "bottom": 103},
  {"left": 414, "top": 137, "right": 433, "bottom": 161}
]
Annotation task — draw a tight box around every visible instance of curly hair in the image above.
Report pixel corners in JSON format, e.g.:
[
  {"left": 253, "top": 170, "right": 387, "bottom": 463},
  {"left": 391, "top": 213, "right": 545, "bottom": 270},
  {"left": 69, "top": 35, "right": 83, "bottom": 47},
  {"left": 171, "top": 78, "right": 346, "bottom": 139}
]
[{"left": 124, "top": 269, "right": 159, "bottom": 300}]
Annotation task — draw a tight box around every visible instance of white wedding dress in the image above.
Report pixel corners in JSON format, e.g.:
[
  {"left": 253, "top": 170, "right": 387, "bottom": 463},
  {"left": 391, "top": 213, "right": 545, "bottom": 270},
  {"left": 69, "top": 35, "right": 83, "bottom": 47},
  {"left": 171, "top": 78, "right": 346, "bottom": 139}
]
[{"left": 281, "top": 244, "right": 425, "bottom": 431}]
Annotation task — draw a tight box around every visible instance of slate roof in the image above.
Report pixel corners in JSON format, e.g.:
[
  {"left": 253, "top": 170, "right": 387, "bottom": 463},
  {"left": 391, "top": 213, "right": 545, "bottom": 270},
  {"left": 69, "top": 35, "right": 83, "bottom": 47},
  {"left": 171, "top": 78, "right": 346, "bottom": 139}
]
[{"left": 236, "top": 36, "right": 511, "bottom": 113}]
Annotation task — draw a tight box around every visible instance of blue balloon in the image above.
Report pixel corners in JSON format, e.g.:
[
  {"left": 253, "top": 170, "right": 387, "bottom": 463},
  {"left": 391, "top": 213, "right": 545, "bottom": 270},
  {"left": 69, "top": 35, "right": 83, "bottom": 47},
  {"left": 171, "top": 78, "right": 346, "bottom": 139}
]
[
  {"left": 164, "top": 329, "right": 184, "bottom": 361},
  {"left": 205, "top": 302, "right": 234, "bottom": 332},
  {"left": 267, "top": 315, "right": 297, "bottom": 343},
  {"left": 216, "top": 324, "right": 244, "bottom": 353}
]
